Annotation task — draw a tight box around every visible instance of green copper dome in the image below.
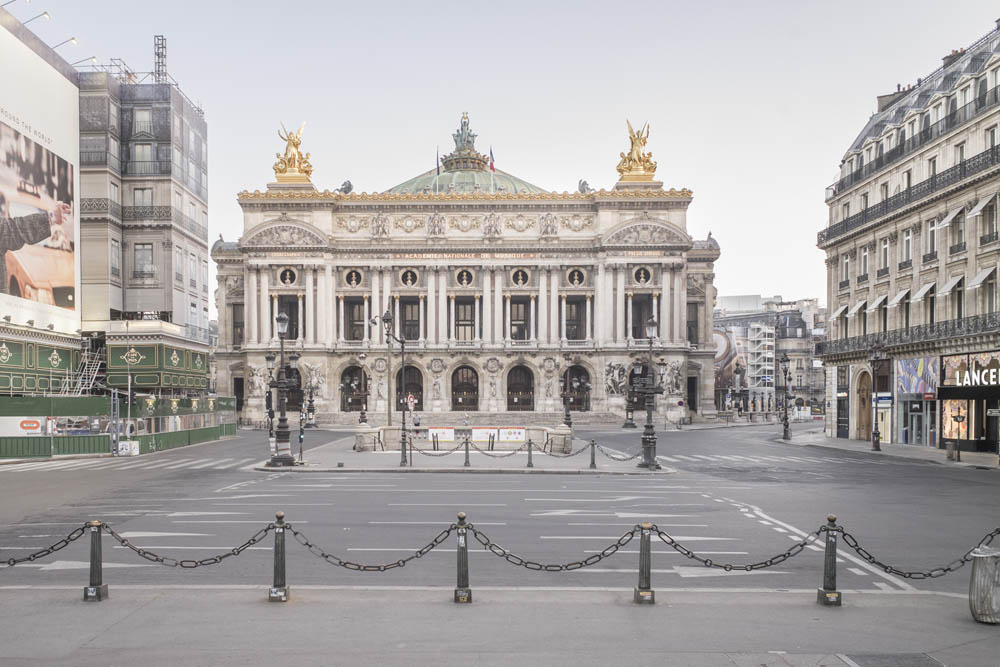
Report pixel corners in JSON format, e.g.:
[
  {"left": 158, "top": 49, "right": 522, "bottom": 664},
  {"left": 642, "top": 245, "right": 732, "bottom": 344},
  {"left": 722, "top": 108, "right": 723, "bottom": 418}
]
[{"left": 385, "top": 113, "right": 548, "bottom": 195}]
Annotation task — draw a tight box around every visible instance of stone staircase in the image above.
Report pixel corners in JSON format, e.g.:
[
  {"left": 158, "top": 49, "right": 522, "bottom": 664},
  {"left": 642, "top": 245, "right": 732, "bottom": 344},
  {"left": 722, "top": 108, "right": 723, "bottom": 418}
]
[{"left": 314, "top": 410, "right": 621, "bottom": 428}]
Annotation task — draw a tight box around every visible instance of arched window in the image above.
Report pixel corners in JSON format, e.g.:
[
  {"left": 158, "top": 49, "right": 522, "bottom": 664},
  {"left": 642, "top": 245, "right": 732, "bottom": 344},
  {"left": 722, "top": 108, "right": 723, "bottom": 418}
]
[
  {"left": 395, "top": 365, "right": 423, "bottom": 412},
  {"left": 507, "top": 365, "right": 534, "bottom": 411},
  {"left": 452, "top": 366, "right": 478, "bottom": 411},
  {"left": 561, "top": 365, "right": 592, "bottom": 411},
  {"left": 339, "top": 366, "right": 368, "bottom": 412}
]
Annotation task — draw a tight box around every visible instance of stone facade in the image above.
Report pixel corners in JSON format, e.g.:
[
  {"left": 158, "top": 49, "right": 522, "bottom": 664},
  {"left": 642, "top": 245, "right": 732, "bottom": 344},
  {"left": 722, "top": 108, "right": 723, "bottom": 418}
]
[{"left": 213, "top": 116, "right": 720, "bottom": 424}]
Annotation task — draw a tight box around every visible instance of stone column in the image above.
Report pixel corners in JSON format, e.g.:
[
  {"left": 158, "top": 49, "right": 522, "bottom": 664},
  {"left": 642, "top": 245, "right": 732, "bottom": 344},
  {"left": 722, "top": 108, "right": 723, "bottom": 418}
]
[
  {"left": 505, "top": 295, "right": 512, "bottom": 342},
  {"left": 550, "top": 268, "right": 559, "bottom": 344},
  {"left": 674, "top": 268, "right": 685, "bottom": 342},
  {"left": 529, "top": 295, "right": 536, "bottom": 341},
  {"left": 616, "top": 265, "right": 626, "bottom": 343},
  {"left": 652, "top": 293, "right": 659, "bottom": 337},
  {"left": 438, "top": 268, "right": 448, "bottom": 345},
  {"left": 371, "top": 270, "right": 381, "bottom": 344},
  {"left": 560, "top": 295, "right": 567, "bottom": 341},
  {"left": 483, "top": 270, "right": 492, "bottom": 344},
  {"left": 297, "top": 294, "right": 304, "bottom": 343},
  {"left": 449, "top": 295, "right": 456, "bottom": 343},
  {"left": 305, "top": 267, "right": 314, "bottom": 344},
  {"left": 626, "top": 292, "right": 633, "bottom": 341},
  {"left": 538, "top": 269, "right": 548, "bottom": 343},
  {"left": 426, "top": 269, "right": 436, "bottom": 343},
  {"left": 338, "top": 296, "right": 345, "bottom": 341},
  {"left": 419, "top": 295, "right": 425, "bottom": 343},
  {"left": 474, "top": 295, "right": 481, "bottom": 342},
  {"left": 586, "top": 295, "right": 592, "bottom": 341},
  {"left": 326, "top": 265, "right": 336, "bottom": 346},
  {"left": 259, "top": 267, "right": 270, "bottom": 342},
  {"left": 271, "top": 294, "right": 278, "bottom": 343},
  {"left": 317, "top": 265, "right": 326, "bottom": 344},
  {"left": 363, "top": 295, "right": 370, "bottom": 342},
  {"left": 247, "top": 268, "right": 257, "bottom": 344},
  {"left": 660, "top": 266, "right": 670, "bottom": 343},
  {"left": 494, "top": 268, "right": 504, "bottom": 343},
  {"left": 595, "top": 263, "right": 605, "bottom": 346},
  {"left": 394, "top": 295, "right": 400, "bottom": 340},
  {"left": 383, "top": 270, "right": 393, "bottom": 338}
]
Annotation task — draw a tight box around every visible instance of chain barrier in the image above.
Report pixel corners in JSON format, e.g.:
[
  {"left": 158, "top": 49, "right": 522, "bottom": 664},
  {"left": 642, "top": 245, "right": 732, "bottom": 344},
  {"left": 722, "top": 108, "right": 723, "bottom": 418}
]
[
  {"left": 468, "top": 524, "right": 637, "bottom": 571},
  {"left": 838, "top": 525, "right": 1000, "bottom": 580},
  {"left": 409, "top": 439, "right": 467, "bottom": 457},
  {"left": 101, "top": 522, "right": 274, "bottom": 568},
  {"left": 652, "top": 524, "right": 820, "bottom": 572},
  {"left": 286, "top": 523, "right": 456, "bottom": 571},
  {"left": 469, "top": 442, "right": 527, "bottom": 459},
  {"left": 1, "top": 523, "right": 88, "bottom": 567},
  {"left": 538, "top": 442, "right": 591, "bottom": 458},
  {"left": 596, "top": 444, "right": 644, "bottom": 462}
]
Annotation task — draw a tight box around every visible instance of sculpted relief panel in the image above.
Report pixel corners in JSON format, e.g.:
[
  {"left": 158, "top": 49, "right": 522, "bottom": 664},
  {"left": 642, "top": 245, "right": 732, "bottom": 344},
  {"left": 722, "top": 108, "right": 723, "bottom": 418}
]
[
  {"left": 605, "top": 222, "right": 688, "bottom": 247},
  {"left": 244, "top": 225, "right": 325, "bottom": 248}
]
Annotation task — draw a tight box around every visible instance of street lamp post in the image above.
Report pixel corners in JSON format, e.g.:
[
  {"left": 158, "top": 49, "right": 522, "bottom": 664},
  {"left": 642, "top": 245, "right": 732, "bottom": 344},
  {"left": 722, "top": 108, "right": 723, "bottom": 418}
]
[
  {"left": 951, "top": 409, "right": 965, "bottom": 462},
  {"left": 306, "top": 386, "right": 316, "bottom": 427},
  {"left": 869, "top": 341, "right": 887, "bottom": 452},
  {"left": 622, "top": 382, "right": 637, "bottom": 429},
  {"left": 266, "top": 312, "right": 300, "bottom": 467},
  {"left": 779, "top": 353, "right": 791, "bottom": 441},
  {"left": 358, "top": 352, "right": 368, "bottom": 424},
  {"left": 638, "top": 318, "right": 663, "bottom": 470},
  {"left": 381, "top": 310, "right": 407, "bottom": 467}
]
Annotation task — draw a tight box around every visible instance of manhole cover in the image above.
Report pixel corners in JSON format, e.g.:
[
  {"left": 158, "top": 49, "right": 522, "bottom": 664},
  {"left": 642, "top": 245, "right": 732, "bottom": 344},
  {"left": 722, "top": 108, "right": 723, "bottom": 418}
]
[{"left": 843, "top": 655, "right": 944, "bottom": 667}]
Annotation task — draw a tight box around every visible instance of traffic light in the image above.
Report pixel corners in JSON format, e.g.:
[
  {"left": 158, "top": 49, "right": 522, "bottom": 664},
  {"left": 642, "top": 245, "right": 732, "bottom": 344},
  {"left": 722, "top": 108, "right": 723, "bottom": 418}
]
[
  {"left": 298, "top": 430, "right": 304, "bottom": 444},
  {"left": 265, "top": 391, "right": 272, "bottom": 411}
]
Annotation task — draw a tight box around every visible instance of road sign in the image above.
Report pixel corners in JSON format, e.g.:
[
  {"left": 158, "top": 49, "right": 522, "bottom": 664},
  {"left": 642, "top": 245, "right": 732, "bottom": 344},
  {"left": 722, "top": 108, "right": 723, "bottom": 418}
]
[
  {"left": 987, "top": 409, "right": 1000, "bottom": 417},
  {"left": 407, "top": 393, "right": 415, "bottom": 411}
]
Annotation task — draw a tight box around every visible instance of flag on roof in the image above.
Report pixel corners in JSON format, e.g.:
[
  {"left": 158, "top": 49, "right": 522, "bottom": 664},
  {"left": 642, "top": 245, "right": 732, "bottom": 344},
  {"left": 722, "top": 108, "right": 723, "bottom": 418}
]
[
  {"left": 436, "top": 147, "right": 440, "bottom": 176},
  {"left": 489, "top": 146, "right": 495, "bottom": 173}
]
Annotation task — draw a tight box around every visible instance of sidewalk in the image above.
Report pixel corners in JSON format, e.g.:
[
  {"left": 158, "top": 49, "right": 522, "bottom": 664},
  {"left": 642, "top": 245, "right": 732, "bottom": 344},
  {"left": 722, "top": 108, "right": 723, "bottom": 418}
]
[
  {"left": 0, "top": 587, "right": 994, "bottom": 666},
  {"left": 258, "top": 434, "right": 673, "bottom": 474},
  {"left": 791, "top": 428, "right": 1000, "bottom": 469}
]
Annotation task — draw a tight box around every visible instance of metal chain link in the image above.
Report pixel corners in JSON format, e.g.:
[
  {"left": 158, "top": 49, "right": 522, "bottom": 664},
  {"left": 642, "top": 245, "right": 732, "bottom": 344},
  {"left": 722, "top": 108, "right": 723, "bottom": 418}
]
[
  {"left": 101, "top": 522, "right": 273, "bottom": 568},
  {"left": 470, "top": 443, "right": 527, "bottom": 458},
  {"left": 1, "top": 523, "right": 89, "bottom": 568},
  {"left": 596, "top": 444, "right": 643, "bottom": 462},
  {"left": 838, "top": 525, "right": 1000, "bottom": 580},
  {"left": 653, "top": 524, "right": 821, "bottom": 572},
  {"left": 468, "top": 524, "right": 638, "bottom": 571},
  {"left": 409, "top": 440, "right": 467, "bottom": 457},
  {"left": 538, "top": 442, "right": 592, "bottom": 458},
  {"left": 285, "top": 523, "right": 456, "bottom": 571}
]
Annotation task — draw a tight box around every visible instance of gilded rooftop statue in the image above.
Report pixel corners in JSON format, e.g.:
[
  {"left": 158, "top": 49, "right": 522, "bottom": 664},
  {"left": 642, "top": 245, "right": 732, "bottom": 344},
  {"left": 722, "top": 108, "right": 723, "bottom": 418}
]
[
  {"left": 616, "top": 120, "right": 657, "bottom": 181},
  {"left": 273, "top": 121, "right": 313, "bottom": 183}
]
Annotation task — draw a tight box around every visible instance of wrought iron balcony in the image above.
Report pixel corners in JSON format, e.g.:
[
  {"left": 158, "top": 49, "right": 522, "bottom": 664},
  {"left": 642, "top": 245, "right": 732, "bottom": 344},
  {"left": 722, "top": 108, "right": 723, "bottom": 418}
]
[
  {"left": 981, "top": 231, "right": 999, "bottom": 246},
  {"left": 877, "top": 267, "right": 890, "bottom": 278},
  {"left": 898, "top": 259, "right": 912, "bottom": 270},
  {"left": 80, "top": 151, "right": 121, "bottom": 172},
  {"left": 923, "top": 251, "right": 938, "bottom": 263},
  {"left": 123, "top": 206, "right": 172, "bottom": 221},
  {"left": 816, "top": 311, "right": 1000, "bottom": 357},
  {"left": 818, "top": 144, "right": 1000, "bottom": 247},
  {"left": 80, "top": 198, "right": 122, "bottom": 219},
  {"left": 124, "top": 160, "right": 172, "bottom": 176},
  {"left": 132, "top": 120, "right": 154, "bottom": 136},
  {"left": 950, "top": 241, "right": 967, "bottom": 255},
  {"left": 839, "top": 279, "right": 850, "bottom": 290},
  {"left": 857, "top": 273, "right": 869, "bottom": 284}
]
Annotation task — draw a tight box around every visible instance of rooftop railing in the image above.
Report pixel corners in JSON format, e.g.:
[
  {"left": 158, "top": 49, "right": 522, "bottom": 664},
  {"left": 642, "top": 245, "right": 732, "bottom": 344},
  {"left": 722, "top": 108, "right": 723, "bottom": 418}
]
[{"left": 816, "top": 311, "right": 1000, "bottom": 356}]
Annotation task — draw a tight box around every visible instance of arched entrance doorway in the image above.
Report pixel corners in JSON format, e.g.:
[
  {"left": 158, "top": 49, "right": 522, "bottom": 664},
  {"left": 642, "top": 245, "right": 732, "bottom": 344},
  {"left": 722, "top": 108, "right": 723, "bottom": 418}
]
[
  {"left": 561, "top": 365, "right": 591, "bottom": 411},
  {"left": 856, "top": 371, "right": 872, "bottom": 441},
  {"left": 451, "top": 366, "right": 478, "bottom": 411},
  {"left": 507, "top": 365, "right": 534, "bottom": 411},
  {"left": 395, "top": 365, "right": 423, "bottom": 412},
  {"left": 339, "top": 366, "right": 368, "bottom": 412}
]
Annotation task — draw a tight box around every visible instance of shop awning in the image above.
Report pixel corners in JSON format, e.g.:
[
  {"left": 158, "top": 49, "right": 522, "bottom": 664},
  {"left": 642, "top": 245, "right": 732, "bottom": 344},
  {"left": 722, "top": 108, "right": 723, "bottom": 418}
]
[
  {"left": 866, "top": 294, "right": 888, "bottom": 312},
  {"left": 938, "top": 274, "right": 965, "bottom": 296},
  {"left": 970, "top": 193, "right": 998, "bottom": 218},
  {"left": 968, "top": 266, "right": 996, "bottom": 289},
  {"left": 888, "top": 287, "right": 910, "bottom": 307},
  {"left": 846, "top": 300, "right": 867, "bottom": 318},
  {"left": 829, "top": 304, "right": 849, "bottom": 319},
  {"left": 912, "top": 282, "right": 936, "bottom": 302},
  {"left": 932, "top": 207, "right": 963, "bottom": 231}
]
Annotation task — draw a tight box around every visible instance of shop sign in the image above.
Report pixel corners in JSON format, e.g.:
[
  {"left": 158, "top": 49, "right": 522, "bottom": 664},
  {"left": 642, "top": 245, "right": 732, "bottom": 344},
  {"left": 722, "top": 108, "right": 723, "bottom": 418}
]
[
  {"left": 988, "top": 409, "right": 1000, "bottom": 417},
  {"left": 922, "top": 393, "right": 936, "bottom": 401},
  {"left": 955, "top": 366, "right": 1000, "bottom": 387},
  {"left": 871, "top": 393, "right": 893, "bottom": 407},
  {"left": 943, "top": 352, "right": 1000, "bottom": 387}
]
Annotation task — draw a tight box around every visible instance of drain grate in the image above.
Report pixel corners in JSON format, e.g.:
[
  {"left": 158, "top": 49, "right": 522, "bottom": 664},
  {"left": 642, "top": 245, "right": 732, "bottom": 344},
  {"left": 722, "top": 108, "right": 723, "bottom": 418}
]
[{"left": 842, "top": 655, "right": 944, "bottom": 667}]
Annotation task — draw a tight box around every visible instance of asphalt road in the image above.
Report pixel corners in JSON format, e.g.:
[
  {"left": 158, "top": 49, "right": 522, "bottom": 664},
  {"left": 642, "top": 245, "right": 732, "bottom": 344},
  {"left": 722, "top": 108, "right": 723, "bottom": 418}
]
[{"left": 0, "top": 423, "right": 995, "bottom": 597}]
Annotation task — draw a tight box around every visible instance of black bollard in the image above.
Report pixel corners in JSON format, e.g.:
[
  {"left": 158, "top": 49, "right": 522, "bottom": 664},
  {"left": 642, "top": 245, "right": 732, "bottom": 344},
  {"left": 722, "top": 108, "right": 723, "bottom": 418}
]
[
  {"left": 634, "top": 522, "right": 654, "bottom": 604},
  {"left": 589, "top": 439, "right": 597, "bottom": 470},
  {"left": 454, "top": 512, "right": 472, "bottom": 603},
  {"left": 464, "top": 436, "right": 471, "bottom": 468},
  {"left": 269, "top": 511, "right": 289, "bottom": 602},
  {"left": 83, "top": 520, "right": 108, "bottom": 602},
  {"left": 816, "top": 514, "right": 842, "bottom": 606},
  {"left": 527, "top": 439, "right": 534, "bottom": 468}
]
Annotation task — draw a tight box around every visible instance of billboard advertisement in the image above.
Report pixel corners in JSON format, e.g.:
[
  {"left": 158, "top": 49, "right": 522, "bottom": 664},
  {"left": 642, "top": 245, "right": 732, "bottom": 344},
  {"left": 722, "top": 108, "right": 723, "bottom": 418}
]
[{"left": 0, "top": 23, "right": 79, "bottom": 334}]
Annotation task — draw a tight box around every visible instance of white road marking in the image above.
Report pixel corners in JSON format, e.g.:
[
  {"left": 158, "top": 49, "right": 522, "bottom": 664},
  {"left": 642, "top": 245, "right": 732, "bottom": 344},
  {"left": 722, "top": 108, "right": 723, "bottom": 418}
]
[
  {"left": 16, "top": 560, "right": 153, "bottom": 571},
  {"left": 848, "top": 567, "right": 869, "bottom": 576},
  {"left": 368, "top": 521, "right": 507, "bottom": 526},
  {"left": 115, "top": 532, "right": 212, "bottom": 538},
  {"left": 387, "top": 503, "right": 506, "bottom": 507},
  {"left": 540, "top": 535, "right": 737, "bottom": 542},
  {"left": 112, "top": 545, "right": 269, "bottom": 551},
  {"left": 189, "top": 459, "right": 230, "bottom": 469}
]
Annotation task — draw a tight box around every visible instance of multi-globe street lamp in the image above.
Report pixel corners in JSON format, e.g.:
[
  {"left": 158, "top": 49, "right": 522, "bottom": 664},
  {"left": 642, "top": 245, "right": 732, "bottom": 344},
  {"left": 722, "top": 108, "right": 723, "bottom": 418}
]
[
  {"left": 636, "top": 317, "right": 663, "bottom": 470},
  {"left": 870, "top": 341, "right": 887, "bottom": 452},
  {"left": 265, "top": 312, "right": 300, "bottom": 467},
  {"left": 560, "top": 365, "right": 592, "bottom": 429},
  {"left": 779, "top": 352, "right": 791, "bottom": 441},
  {"left": 380, "top": 310, "right": 408, "bottom": 467}
]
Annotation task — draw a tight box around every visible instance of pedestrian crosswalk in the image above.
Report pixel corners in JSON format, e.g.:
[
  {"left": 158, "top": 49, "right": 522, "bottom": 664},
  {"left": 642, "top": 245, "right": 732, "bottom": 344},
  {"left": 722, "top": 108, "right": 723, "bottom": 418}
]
[
  {"left": 656, "top": 452, "right": 886, "bottom": 466},
  {"left": 0, "top": 456, "right": 259, "bottom": 473}
]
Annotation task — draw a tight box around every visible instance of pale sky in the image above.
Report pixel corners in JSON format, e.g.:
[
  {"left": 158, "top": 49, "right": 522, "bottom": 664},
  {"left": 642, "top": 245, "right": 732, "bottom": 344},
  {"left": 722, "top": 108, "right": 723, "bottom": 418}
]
[{"left": 13, "top": 0, "right": 1000, "bottom": 313}]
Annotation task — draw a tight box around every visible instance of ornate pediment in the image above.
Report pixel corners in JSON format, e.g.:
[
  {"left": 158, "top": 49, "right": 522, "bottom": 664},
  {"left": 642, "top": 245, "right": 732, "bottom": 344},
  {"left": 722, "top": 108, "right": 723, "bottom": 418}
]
[
  {"left": 604, "top": 221, "right": 690, "bottom": 247},
  {"left": 243, "top": 223, "right": 326, "bottom": 248}
]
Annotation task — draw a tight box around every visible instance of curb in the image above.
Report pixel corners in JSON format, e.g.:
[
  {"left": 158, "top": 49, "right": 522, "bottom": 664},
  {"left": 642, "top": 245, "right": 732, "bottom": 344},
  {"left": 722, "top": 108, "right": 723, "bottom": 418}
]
[
  {"left": 252, "top": 465, "right": 677, "bottom": 475},
  {"left": 779, "top": 434, "right": 999, "bottom": 470}
]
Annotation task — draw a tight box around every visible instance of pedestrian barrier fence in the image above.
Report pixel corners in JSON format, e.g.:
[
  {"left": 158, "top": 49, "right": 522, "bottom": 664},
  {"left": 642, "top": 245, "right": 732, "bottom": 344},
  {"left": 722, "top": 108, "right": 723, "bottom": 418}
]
[
  {"left": 3, "top": 511, "right": 999, "bottom": 621},
  {"left": 402, "top": 438, "right": 637, "bottom": 470}
]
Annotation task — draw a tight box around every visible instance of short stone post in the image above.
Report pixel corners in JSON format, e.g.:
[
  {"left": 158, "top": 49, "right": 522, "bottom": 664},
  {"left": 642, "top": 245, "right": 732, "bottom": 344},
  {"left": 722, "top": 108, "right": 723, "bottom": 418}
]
[
  {"left": 526, "top": 439, "right": 534, "bottom": 468},
  {"left": 464, "top": 436, "right": 471, "bottom": 467},
  {"left": 633, "top": 522, "right": 654, "bottom": 604},
  {"left": 454, "top": 512, "right": 472, "bottom": 603},
  {"left": 83, "top": 520, "right": 108, "bottom": 602},
  {"left": 589, "top": 439, "right": 597, "bottom": 469},
  {"left": 969, "top": 546, "right": 1000, "bottom": 623},
  {"left": 269, "top": 511, "right": 289, "bottom": 602},
  {"left": 816, "top": 514, "right": 842, "bottom": 606}
]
